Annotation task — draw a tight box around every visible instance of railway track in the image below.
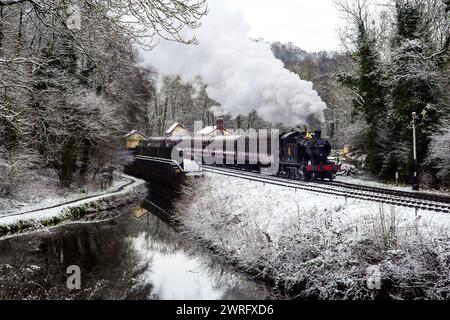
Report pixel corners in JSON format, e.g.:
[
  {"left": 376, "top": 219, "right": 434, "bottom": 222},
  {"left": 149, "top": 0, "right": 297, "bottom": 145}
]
[
  {"left": 202, "top": 166, "right": 450, "bottom": 214},
  {"left": 326, "top": 180, "right": 450, "bottom": 204}
]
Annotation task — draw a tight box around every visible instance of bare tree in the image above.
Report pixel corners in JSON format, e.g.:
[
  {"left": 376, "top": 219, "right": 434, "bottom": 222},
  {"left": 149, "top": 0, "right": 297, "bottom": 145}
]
[{"left": 0, "top": 0, "right": 207, "bottom": 188}]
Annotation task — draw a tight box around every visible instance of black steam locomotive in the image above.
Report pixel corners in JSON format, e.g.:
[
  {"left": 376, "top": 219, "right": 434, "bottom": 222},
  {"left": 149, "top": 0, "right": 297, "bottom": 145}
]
[
  {"left": 279, "top": 130, "right": 339, "bottom": 181},
  {"left": 138, "top": 121, "right": 340, "bottom": 181}
]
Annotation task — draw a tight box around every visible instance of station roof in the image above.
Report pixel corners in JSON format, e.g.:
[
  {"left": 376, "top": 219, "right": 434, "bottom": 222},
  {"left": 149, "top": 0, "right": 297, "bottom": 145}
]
[
  {"left": 197, "top": 126, "right": 231, "bottom": 136},
  {"left": 123, "top": 130, "right": 146, "bottom": 138},
  {"left": 197, "top": 126, "right": 216, "bottom": 135},
  {"left": 166, "top": 122, "right": 187, "bottom": 134}
]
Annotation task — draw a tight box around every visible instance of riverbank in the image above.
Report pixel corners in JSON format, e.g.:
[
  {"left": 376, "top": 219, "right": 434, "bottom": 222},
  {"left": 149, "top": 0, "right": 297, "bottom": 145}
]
[
  {"left": 0, "top": 197, "right": 275, "bottom": 300},
  {"left": 175, "top": 173, "right": 450, "bottom": 300},
  {"left": 0, "top": 173, "right": 147, "bottom": 238}
]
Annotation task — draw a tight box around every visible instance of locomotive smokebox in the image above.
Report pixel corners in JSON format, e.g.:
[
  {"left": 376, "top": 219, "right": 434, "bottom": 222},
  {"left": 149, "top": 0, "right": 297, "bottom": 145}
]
[{"left": 314, "top": 130, "right": 322, "bottom": 139}]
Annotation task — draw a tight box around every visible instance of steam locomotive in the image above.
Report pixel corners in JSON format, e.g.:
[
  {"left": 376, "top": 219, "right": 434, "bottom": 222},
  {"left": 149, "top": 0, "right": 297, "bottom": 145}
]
[
  {"left": 278, "top": 130, "right": 339, "bottom": 181},
  {"left": 138, "top": 120, "right": 340, "bottom": 181}
]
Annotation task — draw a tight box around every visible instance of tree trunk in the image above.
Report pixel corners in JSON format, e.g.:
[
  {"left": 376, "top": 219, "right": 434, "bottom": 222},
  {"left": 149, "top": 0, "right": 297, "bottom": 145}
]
[
  {"left": 59, "top": 141, "right": 78, "bottom": 187},
  {"left": 0, "top": 8, "right": 4, "bottom": 55},
  {"left": 79, "top": 139, "right": 91, "bottom": 180}
]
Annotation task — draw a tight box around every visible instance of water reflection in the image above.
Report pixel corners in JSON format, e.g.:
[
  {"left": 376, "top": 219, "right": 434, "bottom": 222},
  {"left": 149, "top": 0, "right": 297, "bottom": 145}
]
[
  {"left": 126, "top": 212, "right": 274, "bottom": 300},
  {"left": 0, "top": 204, "right": 275, "bottom": 300},
  {"left": 129, "top": 233, "right": 223, "bottom": 300}
]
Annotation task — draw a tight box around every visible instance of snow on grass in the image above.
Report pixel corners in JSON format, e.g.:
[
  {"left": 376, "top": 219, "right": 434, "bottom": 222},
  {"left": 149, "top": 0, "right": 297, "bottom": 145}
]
[
  {"left": 199, "top": 172, "right": 450, "bottom": 231},
  {"left": 0, "top": 170, "right": 131, "bottom": 216},
  {"left": 176, "top": 173, "right": 450, "bottom": 299},
  {"left": 0, "top": 173, "right": 146, "bottom": 228}
]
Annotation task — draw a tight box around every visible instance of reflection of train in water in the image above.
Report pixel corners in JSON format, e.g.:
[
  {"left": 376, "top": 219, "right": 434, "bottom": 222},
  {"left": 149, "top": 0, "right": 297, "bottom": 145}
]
[{"left": 138, "top": 119, "right": 340, "bottom": 181}]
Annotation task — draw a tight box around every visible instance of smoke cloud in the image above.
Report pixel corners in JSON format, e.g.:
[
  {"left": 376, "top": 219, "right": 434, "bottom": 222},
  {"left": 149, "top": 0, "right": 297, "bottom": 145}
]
[{"left": 141, "top": 0, "right": 326, "bottom": 127}]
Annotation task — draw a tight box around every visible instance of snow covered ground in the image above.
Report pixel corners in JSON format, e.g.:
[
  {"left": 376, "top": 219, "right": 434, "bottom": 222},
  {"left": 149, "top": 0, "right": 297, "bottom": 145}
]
[
  {"left": 335, "top": 174, "right": 449, "bottom": 196},
  {"left": 0, "top": 173, "right": 146, "bottom": 227},
  {"left": 0, "top": 169, "right": 126, "bottom": 216},
  {"left": 176, "top": 173, "right": 450, "bottom": 299},
  {"left": 200, "top": 172, "right": 450, "bottom": 230}
]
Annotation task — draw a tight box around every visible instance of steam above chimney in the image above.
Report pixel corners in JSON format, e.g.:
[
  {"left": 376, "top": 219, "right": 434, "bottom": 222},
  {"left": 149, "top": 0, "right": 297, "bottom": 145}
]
[{"left": 142, "top": 0, "right": 327, "bottom": 127}]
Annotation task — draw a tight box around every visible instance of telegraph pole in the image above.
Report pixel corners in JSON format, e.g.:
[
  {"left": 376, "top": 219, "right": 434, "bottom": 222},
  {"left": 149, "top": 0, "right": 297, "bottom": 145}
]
[
  {"left": 412, "top": 112, "right": 419, "bottom": 191},
  {"left": 410, "top": 104, "right": 431, "bottom": 191}
]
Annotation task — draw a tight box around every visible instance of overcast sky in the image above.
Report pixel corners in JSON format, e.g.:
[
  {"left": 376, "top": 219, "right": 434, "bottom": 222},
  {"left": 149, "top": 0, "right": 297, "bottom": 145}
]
[{"left": 224, "top": 0, "right": 341, "bottom": 52}]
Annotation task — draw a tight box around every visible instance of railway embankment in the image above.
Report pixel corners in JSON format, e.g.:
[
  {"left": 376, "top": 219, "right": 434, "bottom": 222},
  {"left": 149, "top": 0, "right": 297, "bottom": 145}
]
[
  {"left": 0, "top": 173, "right": 147, "bottom": 238},
  {"left": 175, "top": 172, "right": 450, "bottom": 299}
]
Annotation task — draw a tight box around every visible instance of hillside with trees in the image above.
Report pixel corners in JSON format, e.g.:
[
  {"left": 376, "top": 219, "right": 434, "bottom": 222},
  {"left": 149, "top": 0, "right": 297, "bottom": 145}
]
[
  {"left": 272, "top": 0, "right": 449, "bottom": 188},
  {"left": 0, "top": 0, "right": 207, "bottom": 194},
  {"left": 335, "top": 0, "right": 449, "bottom": 187}
]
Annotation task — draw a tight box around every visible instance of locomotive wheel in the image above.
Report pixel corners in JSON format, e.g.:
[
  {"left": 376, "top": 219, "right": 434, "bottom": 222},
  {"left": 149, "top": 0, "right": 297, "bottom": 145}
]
[
  {"left": 288, "top": 168, "right": 294, "bottom": 179},
  {"left": 304, "top": 172, "right": 311, "bottom": 181},
  {"left": 298, "top": 170, "right": 305, "bottom": 181},
  {"left": 290, "top": 168, "right": 295, "bottom": 179},
  {"left": 297, "top": 168, "right": 303, "bottom": 180}
]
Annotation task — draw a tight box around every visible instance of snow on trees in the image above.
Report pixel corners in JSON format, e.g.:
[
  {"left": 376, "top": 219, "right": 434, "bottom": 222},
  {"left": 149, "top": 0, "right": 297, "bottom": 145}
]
[
  {"left": 0, "top": 0, "right": 207, "bottom": 188},
  {"left": 334, "top": 0, "right": 449, "bottom": 186},
  {"left": 381, "top": 0, "right": 449, "bottom": 183},
  {"left": 335, "top": 0, "right": 387, "bottom": 176},
  {"left": 427, "top": 121, "right": 450, "bottom": 185}
]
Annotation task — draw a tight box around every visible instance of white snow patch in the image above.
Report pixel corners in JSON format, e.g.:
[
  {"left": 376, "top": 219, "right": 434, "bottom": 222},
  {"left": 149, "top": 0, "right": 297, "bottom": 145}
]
[
  {"left": 197, "top": 172, "right": 450, "bottom": 235},
  {"left": 0, "top": 174, "right": 145, "bottom": 227},
  {"left": 336, "top": 175, "right": 449, "bottom": 196},
  {"left": 183, "top": 160, "right": 201, "bottom": 173},
  {"left": 177, "top": 173, "right": 450, "bottom": 299}
]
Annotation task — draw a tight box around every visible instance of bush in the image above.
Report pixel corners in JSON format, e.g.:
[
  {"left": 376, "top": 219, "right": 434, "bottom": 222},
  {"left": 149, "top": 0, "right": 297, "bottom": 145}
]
[{"left": 176, "top": 177, "right": 450, "bottom": 299}]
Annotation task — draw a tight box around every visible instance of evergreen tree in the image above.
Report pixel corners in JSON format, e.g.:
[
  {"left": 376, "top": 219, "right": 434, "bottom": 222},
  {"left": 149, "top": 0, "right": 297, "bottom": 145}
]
[
  {"left": 337, "top": 1, "right": 387, "bottom": 175},
  {"left": 354, "top": 22, "right": 387, "bottom": 175},
  {"left": 381, "top": 0, "right": 446, "bottom": 182}
]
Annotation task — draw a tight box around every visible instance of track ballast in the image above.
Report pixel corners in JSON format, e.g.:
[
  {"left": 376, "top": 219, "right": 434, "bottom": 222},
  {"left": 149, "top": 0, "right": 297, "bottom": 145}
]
[{"left": 202, "top": 166, "right": 450, "bottom": 214}]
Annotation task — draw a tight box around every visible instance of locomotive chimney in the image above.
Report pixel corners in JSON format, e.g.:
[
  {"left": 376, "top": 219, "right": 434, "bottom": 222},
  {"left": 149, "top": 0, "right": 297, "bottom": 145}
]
[
  {"left": 216, "top": 117, "right": 225, "bottom": 131},
  {"left": 314, "top": 130, "right": 322, "bottom": 139}
]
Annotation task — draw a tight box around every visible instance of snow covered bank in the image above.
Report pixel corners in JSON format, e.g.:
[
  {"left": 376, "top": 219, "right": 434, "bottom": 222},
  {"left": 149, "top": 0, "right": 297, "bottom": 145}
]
[
  {"left": 1, "top": 169, "right": 132, "bottom": 215},
  {"left": 175, "top": 173, "right": 450, "bottom": 299},
  {"left": 336, "top": 175, "right": 450, "bottom": 196},
  {"left": 0, "top": 174, "right": 146, "bottom": 237}
]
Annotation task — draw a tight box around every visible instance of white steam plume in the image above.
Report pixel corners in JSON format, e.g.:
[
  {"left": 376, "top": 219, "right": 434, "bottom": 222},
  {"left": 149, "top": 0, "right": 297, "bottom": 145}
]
[{"left": 141, "top": 0, "right": 326, "bottom": 127}]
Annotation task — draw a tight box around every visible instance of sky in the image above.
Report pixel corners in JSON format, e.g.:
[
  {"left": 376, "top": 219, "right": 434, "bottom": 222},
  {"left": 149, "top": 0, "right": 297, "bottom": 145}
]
[{"left": 224, "top": 0, "right": 341, "bottom": 52}]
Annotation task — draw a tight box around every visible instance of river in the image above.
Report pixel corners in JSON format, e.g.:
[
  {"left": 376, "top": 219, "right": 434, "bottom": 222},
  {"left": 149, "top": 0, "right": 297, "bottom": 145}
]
[{"left": 0, "top": 183, "right": 276, "bottom": 300}]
